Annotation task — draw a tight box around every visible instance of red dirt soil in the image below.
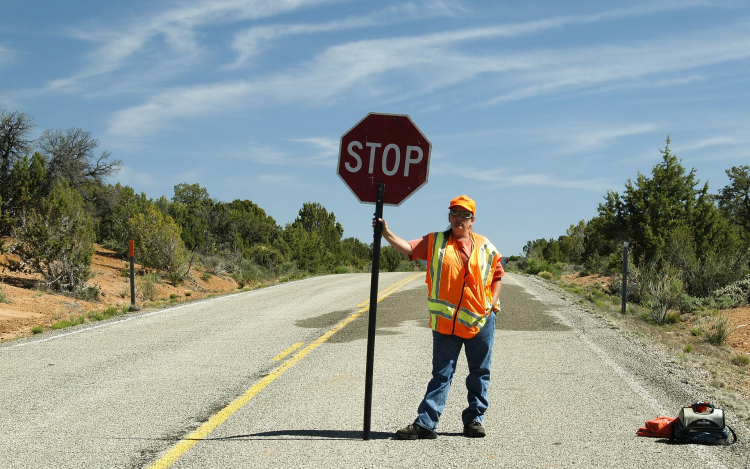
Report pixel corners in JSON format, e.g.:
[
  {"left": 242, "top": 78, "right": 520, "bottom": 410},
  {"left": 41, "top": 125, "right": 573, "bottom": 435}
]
[{"left": 1, "top": 244, "right": 239, "bottom": 342}]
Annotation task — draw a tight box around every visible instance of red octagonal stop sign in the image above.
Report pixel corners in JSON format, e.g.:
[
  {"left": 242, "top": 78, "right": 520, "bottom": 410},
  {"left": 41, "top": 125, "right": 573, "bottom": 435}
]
[{"left": 338, "top": 113, "right": 431, "bottom": 206}]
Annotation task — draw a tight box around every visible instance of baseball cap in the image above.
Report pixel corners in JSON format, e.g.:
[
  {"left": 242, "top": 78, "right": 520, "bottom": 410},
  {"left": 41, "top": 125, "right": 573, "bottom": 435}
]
[{"left": 449, "top": 195, "right": 476, "bottom": 215}]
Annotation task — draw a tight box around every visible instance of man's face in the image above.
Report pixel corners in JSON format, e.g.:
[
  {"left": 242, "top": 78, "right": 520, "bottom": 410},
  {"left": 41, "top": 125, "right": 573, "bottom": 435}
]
[{"left": 448, "top": 207, "right": 474, "bottom": 234}]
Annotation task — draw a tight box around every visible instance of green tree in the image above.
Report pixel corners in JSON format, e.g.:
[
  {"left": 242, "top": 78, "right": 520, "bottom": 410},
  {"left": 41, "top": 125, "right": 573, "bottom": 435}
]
[
  {"left": 341, "top": 237, "right": 372, "bottom": 270},
  {"left": 4, "top": 152, "right": 47, "bottom": 225},
  {"left": 285, "top": 202, "right": 344, "bottom": 273},
  {"left": 167, "top": 183, "right": 214, "bottom": 251},
  {"left": 583, "top": 190, "right": 626, "bottom": 263},
  {"left": 0, "top": 110, "right": 35, "bottom": 235},
  {"left": 128, "top": 206, "right": 189, "bottom": 283},
  {"left": 718, "top": 165, "right": 750, "bottom": 238},
  {"left": 559, "top": 220, "right": 586, "bottom": 264},
  {"left": 221, "top": 199, "right": 282, "bottom": 251},
  {"left": 94, "top": 184, "right": 154, "bottom": 254},
  {"left": 582, "top": 137, "right": 746, "bottom": 295},
  {"left": 380, "top": 245, "right": 407, "bottom": 272},
  {"left": 11, "top": 181, "right": 95, "bottom": 293}
]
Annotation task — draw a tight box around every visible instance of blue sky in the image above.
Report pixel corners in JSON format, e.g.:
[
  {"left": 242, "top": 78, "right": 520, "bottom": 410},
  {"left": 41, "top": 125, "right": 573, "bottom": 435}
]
[{"left": 2, "top": 0, "right": 749, "bottom": 256}]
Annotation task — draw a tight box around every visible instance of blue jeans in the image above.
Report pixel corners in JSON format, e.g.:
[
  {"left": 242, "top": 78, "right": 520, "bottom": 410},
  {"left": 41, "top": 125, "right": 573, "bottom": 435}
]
[{"left": 414, "top": 312, "right": 496, "bottom": 431}]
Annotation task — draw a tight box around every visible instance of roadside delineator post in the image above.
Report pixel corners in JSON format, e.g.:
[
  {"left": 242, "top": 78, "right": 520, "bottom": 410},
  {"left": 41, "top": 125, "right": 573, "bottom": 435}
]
[
  {"left": 622, "top": 241, "right": 629, "bottom": 315},
  {"left": 129, "top": 240, "right": 136, "bottom": 306}
]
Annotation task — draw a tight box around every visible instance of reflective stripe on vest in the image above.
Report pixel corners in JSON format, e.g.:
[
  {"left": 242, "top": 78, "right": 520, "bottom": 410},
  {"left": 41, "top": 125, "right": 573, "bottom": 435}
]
[{"left": 426, "top": 231, "right": 499, "bottom": 337}]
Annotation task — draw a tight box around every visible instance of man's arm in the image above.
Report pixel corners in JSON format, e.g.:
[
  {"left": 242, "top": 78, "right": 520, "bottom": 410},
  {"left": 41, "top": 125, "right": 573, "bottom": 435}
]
[{"left": 491, "top": 278, "right": 502, "bottom": 310}]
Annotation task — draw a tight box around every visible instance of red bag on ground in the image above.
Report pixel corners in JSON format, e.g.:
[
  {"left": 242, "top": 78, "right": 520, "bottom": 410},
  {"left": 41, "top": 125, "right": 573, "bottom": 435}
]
[{"left": 637, "top": 416, "right": 676, "bottom": 437}]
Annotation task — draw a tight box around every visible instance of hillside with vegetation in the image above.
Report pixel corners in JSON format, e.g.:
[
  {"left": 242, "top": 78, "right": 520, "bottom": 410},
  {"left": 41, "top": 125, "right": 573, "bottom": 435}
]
[
  {"left": 0, "top": 110, "right": 418, "bottom": 340},
  {"left": 506, "top": 137, "right": 750, "bottom": 414}
]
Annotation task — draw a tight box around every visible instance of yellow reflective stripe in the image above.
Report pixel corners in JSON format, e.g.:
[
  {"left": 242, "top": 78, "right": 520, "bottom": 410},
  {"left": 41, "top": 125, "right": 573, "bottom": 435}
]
[
  {"left": 428, "top": 298, "right": 456, "bottom": 320},
  {"left": 428, "top": 232, "right": 447, "bottom": 300},
  {"left": 456, "top": 309, "right": 488, "bottom": 329},
  {"left": 477, "top": 242, "right": 493, "bottom": 287}
]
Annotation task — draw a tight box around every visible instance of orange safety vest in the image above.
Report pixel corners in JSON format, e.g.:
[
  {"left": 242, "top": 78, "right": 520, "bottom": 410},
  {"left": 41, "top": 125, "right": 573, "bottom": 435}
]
[{"left": 425, "top": 231, "right": 501, "bottom": 338}]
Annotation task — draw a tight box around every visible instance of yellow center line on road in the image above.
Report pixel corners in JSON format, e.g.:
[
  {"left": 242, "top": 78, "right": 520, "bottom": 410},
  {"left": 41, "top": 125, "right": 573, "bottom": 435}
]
[
  {"left": 149, "top": 272, "right": 423, "bottom": 469},
  {"left": 272, "top": 342, "right": 305, "bottom": 361}
]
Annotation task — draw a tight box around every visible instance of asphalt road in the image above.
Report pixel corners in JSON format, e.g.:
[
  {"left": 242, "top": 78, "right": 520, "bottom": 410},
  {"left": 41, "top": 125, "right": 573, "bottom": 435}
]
[{"left": 1, "top": 272, "right": 748, "bottom": 468}]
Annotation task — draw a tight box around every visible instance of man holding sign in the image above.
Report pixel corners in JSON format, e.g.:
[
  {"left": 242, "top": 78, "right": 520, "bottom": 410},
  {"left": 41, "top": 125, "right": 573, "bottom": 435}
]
[{"left": 374, "top": 195, "right": 504, "bottom": 439}]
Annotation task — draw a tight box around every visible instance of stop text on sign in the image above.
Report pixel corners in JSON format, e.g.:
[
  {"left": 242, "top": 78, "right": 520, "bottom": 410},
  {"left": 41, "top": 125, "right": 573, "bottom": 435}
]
[{"left": 344, "top": 141, "right": 424, "bottom": 177}]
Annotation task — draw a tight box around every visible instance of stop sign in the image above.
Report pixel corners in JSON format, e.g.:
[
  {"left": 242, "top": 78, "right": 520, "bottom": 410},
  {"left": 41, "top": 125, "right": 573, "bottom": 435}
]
[{"left": 337, "top": 113, "right": 431, "bottom": 206}]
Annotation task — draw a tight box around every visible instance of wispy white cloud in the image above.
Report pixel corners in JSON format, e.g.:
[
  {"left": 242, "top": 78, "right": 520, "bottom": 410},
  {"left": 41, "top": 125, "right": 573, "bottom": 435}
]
[
  {"left": 676, "top": 136, "right": 739, "bottom": 152},
  {"left": 292, "top": 137, "right": 339, "bottom": 166},
  {"left": 230, "top": 138, "right": 338, "bottom": 168},
  {"left": 46, "top": 0, "right": 341, "bottom": 93},
  {"left": 108, "top": 81, "right": 255, "bottom": 135},
  {"left": 240, "top": 144, "right": 293, "bottom": 166},
  {"left": 552, "top": 123, "right": 659, "bottom": 154},
  {"left": 108, "top": 2, "right": 750, "bottom": 136},
  {"left": 481, "top": 23, "right": 750, "bottom": 106},
  {"left": 227, "top": 1, "right": 468, "bottom": 69},
  {"left": 497, "top": 172, "right": 614, "bottom": 192},
  {"left": 0, "top": 45, "right": 13, "bottom": 68},
  {"left": 432, "top": 163, "right": 614, "bottom": 191}
]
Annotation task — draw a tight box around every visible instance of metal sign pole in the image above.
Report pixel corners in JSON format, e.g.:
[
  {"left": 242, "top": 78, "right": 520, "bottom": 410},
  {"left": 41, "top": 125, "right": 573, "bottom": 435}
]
[{"left": 363, "top": 182, "right": 385, "bottom": 440}]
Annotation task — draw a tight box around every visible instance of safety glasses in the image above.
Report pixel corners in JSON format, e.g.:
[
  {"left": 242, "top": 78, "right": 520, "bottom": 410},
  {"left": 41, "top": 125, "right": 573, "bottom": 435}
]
[{"left": 449, "top": 210, "right": 473, "bottom": 219}]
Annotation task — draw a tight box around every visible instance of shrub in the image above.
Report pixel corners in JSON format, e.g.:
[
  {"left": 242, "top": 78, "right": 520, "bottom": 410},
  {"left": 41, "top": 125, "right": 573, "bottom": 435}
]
[
  {"left": 609, "top": 271, "right": 642, "bottom": 304},
  {"left": 245, "top": 245, "right": 285, "bottom": 269},
  {"left": 128, "top": 207, "right": 188, "bottom": 284},
  {"left": 640, "top": 262, "right": 684, "bottom": 323},
  {"left": 731, "top": 355, "right": 750, "bottom": 367},
  {"left": 538, "top": 271, "right": 554, "bottom": 280},
  {"left": 678, "top": 294, "right": 700, "bottom": 314},
  {"left": 711, "top": 276, "right": 750, "bottom": 305},
  {"left": 31, "top": 325, "right": 43, "bottom": 334},
  {"left": 697, "top": 311, "right": 735, "bottom": 345},
  {"left": 582, "top": 254, "right": 607, "bottom": 276},
  {"left": 139, "top": 276, "right": 158, "bottom": 302},
  {"left": 51, "top": 320, "right": 71, "bottom": 329},
  {"left": 77, "top": 284, "right": 100, "bottom": 301},
  {"left": 523, "top": 257, "right": 565, "bottom": 278},
  {"left": 0, "top": 284, "right": 10, "bottom": 304},
  {"left": 235, "top": 259, "right": 267, "bottom": 284},
  {"left": 201, "top": 254, "right": 227, "bottom": 275},
  {"left": 663, "top": 312, "right": 680, "bottom": 324},
  {"left": 88, "top": 311, "right": 104, "bottom": 321},
  {"left": 684, "top": 344, "right": 694, "bottom": 353},
  {"left": 10, "top": 181, "right": 95, "bottom": 293}
]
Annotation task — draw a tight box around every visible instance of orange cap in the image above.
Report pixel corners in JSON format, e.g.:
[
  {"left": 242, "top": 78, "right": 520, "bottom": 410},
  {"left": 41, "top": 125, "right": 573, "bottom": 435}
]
[{"left": 449, "top": 195, "right": 476, "bottom": 215}]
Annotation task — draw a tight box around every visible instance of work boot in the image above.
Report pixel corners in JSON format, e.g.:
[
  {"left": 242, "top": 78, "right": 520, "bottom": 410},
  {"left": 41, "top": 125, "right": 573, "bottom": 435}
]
[
  {"left": 395, "top": 424, "right": 438, "bottom": 440},
  {"left": 463, "top": 421, "right": 486, "bottom": 438}
]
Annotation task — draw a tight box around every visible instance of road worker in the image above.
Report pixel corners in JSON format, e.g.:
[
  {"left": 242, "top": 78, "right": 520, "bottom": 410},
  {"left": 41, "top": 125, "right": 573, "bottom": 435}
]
[{"left": 374, "top": 195, "right": 504, "bottom": 439}]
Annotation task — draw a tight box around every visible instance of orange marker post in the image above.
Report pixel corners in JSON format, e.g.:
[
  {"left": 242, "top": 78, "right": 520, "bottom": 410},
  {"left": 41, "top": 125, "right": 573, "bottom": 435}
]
[{"left": 129, "top": 240, "right": 135, "bottom": 305}]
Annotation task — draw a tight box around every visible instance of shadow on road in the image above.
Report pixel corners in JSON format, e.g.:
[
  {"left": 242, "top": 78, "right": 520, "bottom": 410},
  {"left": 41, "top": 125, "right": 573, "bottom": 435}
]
[{"left": 203, "top": 429, "right": 395, "bottom": 440}]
